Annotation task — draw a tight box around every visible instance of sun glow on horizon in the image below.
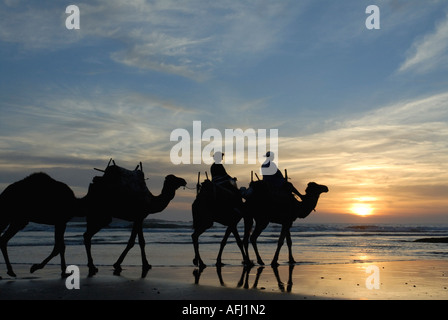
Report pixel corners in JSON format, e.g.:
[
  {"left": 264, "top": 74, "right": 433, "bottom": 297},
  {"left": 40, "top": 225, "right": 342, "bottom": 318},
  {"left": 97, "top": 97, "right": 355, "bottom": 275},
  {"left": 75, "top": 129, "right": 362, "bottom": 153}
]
[{"left": 350, "top": 203, "right": 374, "bottom": 217}]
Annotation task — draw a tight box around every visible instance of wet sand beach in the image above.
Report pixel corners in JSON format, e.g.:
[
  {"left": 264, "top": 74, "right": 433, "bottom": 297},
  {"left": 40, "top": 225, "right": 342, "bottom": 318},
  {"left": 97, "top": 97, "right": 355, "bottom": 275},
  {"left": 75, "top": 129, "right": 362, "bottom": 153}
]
[{"left": 1, "top": 260, "right": 447, "bottom": 300}]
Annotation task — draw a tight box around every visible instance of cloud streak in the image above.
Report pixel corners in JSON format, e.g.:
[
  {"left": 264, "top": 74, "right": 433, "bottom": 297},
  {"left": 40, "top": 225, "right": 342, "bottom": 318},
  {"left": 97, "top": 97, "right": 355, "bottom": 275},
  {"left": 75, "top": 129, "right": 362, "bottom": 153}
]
[
  {"left": 399, "top": 12, "right": 448, "bottom": 73},
  {"left": 0, "top": 0, "right": 301, "bottom": 79},
  {"left": 0, "top": 89, "right": 195, "bottom": 166}
]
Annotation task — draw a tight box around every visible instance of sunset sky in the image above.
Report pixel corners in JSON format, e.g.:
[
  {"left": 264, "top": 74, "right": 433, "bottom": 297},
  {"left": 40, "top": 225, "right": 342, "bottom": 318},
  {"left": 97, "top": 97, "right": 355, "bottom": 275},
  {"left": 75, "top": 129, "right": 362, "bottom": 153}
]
[{"left": 0, "top": 0, "right": 447, "bottom": 223}]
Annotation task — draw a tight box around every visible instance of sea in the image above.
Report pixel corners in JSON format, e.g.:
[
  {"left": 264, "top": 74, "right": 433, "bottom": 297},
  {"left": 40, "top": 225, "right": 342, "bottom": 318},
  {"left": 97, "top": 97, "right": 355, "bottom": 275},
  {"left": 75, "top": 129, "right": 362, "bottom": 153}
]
[{"left": 3, "top": 219, "right": 448, "bottom": 269}]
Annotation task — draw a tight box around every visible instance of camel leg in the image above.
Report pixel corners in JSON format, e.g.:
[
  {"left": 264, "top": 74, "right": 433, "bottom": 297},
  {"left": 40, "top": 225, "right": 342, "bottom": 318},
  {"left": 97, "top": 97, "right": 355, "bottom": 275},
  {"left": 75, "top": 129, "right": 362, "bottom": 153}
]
[
  {"left": 242, "top": 217, "right": 253, "bottom": 263},
  {"left": 216, "top": 227, "right": 232, "bottom": 266},
  {"left": 83, "top": 217, "right": 110, "bottom": 277},
  {"left": 216, "top": 264, "right": 225, "bottom": 286},
  {"left": 237, "top": 265, "right": 251, "bottom": 289},
  {"left": 0, "top": 222, "right": 8, "bottom": 237},
  {"left": 252, "top": 266, "right": 264, "bottom": 289},
  {"left": 272, "top": 265, "right": 285, "bottom": 292},
  {"left": 231, "top": 226, "right": 251, "bottom": 266},
  {"left": 0, "top": 222, "right": 26, "bottom": 277},
  {"left": 30, "top": 223, "right": 68, "bottom": 277},
  {"left": 137, "top": 225, "right": 151, "bottom": 278},
  {"left": 191, "top": 227, "right": 207, "bottom": 268},
  {"left": 250, "top": 221, "right": 268, "bottom": 265},
  {"left": 271, "top": 223, "right": 292, "bottom": 267},
  {"left": 193, "top": 264, "right": 205, "bottom": 284},
  {"left": 113, "top": 222, "right": 139, "bottom": 276},
  {"left": 287, "top": 264, "right": 295, "bottom": 292},
  {"left": 286, "top": 230, "right": 296, "bottom": 264}
]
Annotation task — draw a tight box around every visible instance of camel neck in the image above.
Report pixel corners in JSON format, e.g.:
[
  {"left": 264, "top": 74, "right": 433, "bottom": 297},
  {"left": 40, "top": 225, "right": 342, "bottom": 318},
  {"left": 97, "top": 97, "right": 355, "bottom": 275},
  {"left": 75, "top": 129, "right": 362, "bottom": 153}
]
[
  {"left": 148, "top": 183, "right": 176, "bottom": 213},
  {"left": 295, "top": 194, "right": 320, "bottom": 219},
  {"left": 304, "top": 194, "right": 319, "bottom": 209}
]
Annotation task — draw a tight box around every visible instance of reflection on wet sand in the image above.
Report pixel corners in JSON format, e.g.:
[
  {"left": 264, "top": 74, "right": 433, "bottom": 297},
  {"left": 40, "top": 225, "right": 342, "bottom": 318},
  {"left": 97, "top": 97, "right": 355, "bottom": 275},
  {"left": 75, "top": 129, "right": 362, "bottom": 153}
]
[{"left": 193, "top": 265, "right": 296, "bottom": 293}]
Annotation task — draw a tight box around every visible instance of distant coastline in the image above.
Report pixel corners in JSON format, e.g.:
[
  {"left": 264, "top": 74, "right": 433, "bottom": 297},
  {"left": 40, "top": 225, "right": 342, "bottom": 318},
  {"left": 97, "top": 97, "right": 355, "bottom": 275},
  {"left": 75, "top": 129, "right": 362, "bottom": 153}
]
[{"left": 414, "top": 237, "right": 448, "bottom": 243}]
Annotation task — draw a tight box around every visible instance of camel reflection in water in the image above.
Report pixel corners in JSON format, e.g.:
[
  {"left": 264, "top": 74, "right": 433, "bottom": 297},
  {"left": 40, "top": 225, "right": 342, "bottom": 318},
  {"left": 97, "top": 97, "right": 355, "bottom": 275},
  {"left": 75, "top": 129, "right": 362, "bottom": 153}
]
[{"left": 193, "top": 264, "right": 295, "bottom": 293}]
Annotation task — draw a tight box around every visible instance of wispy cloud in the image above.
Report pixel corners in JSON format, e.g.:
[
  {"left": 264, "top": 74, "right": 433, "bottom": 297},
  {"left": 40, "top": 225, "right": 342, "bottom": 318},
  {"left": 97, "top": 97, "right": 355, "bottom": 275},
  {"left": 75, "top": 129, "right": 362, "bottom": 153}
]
[
  {"left": 0, "top": 2, "right": 78, "bottom": 49},
  {"left": 0, "top": 0, "right": 301, "bottom": 79},
  {"left": 282, "top": 91, "right": 448, "bottom": 175},
  {"left": 0, "top": 89, "right": 196, "bottom": 167},
  {"left": 399, "top": 12, "right": 448, "bottom": 73}
]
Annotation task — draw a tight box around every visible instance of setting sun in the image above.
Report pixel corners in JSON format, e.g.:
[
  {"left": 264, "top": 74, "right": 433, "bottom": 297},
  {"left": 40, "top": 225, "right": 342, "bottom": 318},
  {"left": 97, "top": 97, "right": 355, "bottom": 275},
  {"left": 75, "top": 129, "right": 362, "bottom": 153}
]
[{"left": 350, "top": 204, "right": 374, "bottom": 217}]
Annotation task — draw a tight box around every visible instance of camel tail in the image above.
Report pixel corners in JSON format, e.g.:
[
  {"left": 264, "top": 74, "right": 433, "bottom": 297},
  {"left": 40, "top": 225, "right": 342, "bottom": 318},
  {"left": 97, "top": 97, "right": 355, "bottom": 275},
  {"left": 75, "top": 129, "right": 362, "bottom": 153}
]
[{"left": 0, "top": 191, "right": 10, "bottom": 234}]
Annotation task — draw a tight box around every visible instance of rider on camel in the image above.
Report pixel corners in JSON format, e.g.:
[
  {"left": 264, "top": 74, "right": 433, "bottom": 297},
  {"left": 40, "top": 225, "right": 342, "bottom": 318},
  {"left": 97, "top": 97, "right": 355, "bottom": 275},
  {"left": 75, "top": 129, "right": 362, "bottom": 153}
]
[
  {"left": 261, "top": 151, "right": 303, "bottom": 200},
  {"left": 210, "top": 151, "right": 241, "bottom": 208}
]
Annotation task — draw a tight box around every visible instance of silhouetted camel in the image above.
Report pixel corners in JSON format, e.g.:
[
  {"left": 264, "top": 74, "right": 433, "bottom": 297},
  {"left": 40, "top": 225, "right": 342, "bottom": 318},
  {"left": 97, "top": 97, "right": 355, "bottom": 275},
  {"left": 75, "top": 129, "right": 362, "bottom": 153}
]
[
  {"left": 82, "top": 162, "right": 186, "bottom": 277},
  {"left": 191, "top": 179, "right": 250, "bottom": 268},
  {"left": 0, "top": 173, "right": 81, "bottom": 278},
  {"left": 243, "top": 181, "right": 328, "bottom": 266}
]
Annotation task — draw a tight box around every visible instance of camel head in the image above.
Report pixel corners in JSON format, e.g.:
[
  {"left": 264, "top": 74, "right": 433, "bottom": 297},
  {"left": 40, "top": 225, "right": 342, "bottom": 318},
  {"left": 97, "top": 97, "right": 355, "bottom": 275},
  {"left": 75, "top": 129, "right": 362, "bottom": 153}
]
[
  {"left": 164, "top": 174, "right": 187, "bottom": 191},
  {"left": 305, "top": 182, "right": 329, "bottom": 197}
]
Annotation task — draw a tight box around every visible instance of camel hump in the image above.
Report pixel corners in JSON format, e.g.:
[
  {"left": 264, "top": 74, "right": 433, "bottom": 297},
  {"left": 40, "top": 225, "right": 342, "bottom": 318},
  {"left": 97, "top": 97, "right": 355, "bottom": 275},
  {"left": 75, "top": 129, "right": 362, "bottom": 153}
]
[
  {"left": 5, "top": 172, "right": 66, "bottom": 191},
  {"left": 25, "top": 172, "right": 54, "bottom": 183},
  {"left": 0, "top": 172, "right": 75, "bottom": 209},
  {"left": 24, "top": 173, "right": 74, "bottom": 193}
]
